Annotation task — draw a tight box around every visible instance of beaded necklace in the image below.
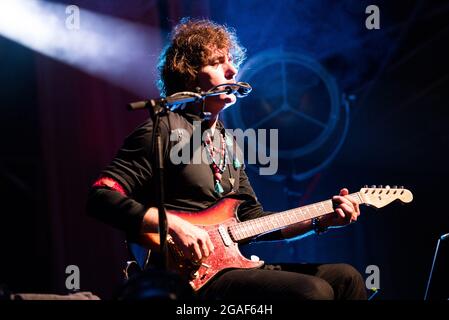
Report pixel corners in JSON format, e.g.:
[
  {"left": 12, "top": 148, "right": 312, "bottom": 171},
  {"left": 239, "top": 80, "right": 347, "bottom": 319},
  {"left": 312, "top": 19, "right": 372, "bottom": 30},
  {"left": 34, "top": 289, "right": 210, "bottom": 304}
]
[
  {"left": 204, "top": 130, "right": 227, "bottom": 196},
  {"left": 204, "top": 128, "right": 242, "bottom": 196}
]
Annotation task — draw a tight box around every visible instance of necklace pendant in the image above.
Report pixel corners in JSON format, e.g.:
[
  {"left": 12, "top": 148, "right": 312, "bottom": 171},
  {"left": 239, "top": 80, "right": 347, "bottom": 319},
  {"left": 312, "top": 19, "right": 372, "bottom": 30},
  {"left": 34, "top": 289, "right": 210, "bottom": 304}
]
[
  {"left": 233, "top": 158, "right": 241, "bottom": 169},
  {"left": 214, "top": 180, "right": 224, "bottom": 196}
]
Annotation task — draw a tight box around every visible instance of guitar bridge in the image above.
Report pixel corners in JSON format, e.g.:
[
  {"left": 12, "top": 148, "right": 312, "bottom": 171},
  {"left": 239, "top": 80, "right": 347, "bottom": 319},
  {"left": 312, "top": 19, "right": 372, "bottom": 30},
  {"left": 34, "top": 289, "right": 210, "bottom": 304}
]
[{"left": 218, "top": 225, "right": 233, "bottom": 247}]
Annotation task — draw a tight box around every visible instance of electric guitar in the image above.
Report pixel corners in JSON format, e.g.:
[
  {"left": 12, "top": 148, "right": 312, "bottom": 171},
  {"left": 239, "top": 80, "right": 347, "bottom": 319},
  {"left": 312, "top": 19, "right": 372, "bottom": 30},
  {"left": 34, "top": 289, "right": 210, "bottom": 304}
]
[{"left": 128, "top": 186, "right": 413, "bottom": 291}]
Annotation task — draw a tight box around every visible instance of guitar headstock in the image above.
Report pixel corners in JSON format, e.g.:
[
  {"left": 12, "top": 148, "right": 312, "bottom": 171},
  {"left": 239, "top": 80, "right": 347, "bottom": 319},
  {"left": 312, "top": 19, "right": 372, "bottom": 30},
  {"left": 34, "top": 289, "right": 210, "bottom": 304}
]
[{"left": 359, "top": 185, "right": 413, "bottom": 209}]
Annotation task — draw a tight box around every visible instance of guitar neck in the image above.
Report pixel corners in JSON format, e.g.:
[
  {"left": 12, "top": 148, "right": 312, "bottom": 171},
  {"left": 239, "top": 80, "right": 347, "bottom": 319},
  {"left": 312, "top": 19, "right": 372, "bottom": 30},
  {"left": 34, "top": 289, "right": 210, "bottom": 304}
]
[{"left": 229, "top": 192, "right": 364, "bottom": 241}]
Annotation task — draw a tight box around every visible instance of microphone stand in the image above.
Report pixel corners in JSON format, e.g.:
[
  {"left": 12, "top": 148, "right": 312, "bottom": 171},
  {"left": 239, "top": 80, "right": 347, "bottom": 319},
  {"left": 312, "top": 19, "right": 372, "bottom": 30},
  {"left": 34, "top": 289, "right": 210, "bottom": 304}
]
[
  {"left": 424, "top": 233, "right": 449, "bottom": 300},
  {"left": 127, "top": 85, "right": 237, "bottom": 270}
]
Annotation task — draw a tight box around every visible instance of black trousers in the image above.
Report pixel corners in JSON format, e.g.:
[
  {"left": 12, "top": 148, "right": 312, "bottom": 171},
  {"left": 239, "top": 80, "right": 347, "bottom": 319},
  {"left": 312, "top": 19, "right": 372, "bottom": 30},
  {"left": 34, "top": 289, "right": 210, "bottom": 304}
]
[{"left": 198, "top": 263, "right": 368, "bottom": 300}]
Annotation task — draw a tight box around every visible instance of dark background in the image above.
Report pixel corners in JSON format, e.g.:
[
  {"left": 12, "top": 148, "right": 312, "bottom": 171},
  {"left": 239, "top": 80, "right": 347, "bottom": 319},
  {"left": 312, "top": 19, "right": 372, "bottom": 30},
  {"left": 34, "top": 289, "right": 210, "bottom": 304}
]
[{"left": 0, "top": 0, "right": 448, "bottom": 300}]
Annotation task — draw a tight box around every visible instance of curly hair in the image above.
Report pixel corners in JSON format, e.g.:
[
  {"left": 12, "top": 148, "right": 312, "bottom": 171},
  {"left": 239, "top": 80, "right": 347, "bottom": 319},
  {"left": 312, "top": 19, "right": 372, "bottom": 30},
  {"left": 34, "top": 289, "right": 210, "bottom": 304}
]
[{"left": 157, "top": 18, "right": 246, "bottom": 96}]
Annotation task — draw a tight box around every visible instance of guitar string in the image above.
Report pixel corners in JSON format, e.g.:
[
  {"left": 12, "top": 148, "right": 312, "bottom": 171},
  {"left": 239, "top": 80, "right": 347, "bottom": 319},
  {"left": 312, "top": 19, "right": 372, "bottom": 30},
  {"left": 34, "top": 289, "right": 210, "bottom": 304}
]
[
  {"left": 164, "top": 193, "right": 363, "bottom": 244},
  {"left": 228, "top": 193, "right": 362, "bottom": 240}
]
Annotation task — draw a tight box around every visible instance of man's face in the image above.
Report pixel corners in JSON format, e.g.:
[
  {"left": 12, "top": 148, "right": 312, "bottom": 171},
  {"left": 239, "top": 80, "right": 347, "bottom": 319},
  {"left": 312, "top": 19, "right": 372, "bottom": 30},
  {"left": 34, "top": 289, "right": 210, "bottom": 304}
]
[{"left": 197, "top": 49, "right": 238, "bottom": 116}]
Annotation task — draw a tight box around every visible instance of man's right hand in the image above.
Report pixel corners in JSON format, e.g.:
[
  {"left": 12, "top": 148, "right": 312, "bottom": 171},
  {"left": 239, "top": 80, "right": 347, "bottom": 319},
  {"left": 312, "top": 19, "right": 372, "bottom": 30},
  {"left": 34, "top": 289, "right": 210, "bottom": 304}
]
[
  {"left": 141, "top": 207, "right": 214, "bottom": 262},
  {"left": 168, "top": 214, "right": 215, "bottom": 262}
]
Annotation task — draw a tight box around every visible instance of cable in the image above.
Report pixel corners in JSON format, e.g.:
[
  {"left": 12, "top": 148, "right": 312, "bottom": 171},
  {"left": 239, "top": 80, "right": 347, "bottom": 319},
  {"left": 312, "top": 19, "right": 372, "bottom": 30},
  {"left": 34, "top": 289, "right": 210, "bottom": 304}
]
[{"left": 368, "top": 287, "right": 380, "bottom": 300}]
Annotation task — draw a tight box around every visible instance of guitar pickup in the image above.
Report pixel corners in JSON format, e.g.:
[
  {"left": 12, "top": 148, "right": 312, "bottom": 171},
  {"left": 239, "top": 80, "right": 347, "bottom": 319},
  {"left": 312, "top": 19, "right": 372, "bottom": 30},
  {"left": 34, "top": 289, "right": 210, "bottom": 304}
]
[{"left": 218, "top": 225, "right": 233, "bottom": 247}]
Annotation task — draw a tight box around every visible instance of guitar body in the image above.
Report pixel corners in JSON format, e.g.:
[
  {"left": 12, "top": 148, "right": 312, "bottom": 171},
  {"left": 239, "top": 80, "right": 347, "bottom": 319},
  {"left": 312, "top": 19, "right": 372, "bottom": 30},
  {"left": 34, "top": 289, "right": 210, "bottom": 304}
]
[{"left": 131, "top": 197, "right": 264, "bottom": 291}]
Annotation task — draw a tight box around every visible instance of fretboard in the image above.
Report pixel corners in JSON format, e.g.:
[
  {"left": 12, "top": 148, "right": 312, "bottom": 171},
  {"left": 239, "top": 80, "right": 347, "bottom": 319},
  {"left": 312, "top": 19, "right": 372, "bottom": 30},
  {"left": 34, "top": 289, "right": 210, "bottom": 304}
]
[{"left": 228, "top": 192, "right": 363, "bottom": 241}]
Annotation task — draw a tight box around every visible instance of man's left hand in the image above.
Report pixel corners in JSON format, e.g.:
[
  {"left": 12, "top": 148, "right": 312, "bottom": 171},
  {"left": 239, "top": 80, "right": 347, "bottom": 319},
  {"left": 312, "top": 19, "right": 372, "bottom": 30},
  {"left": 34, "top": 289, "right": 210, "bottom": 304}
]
[{"left": 321, "top": 188, "right": 360, "bottom": 228}]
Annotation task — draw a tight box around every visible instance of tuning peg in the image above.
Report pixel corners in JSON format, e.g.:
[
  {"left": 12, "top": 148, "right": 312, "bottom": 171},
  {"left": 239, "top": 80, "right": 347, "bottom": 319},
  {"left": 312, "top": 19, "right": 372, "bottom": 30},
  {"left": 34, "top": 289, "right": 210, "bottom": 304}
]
[
  {"left": 385, "top": 185, "right": 390, "bottom": 189},
  {"left": 371, "top": 185, "right": 376, "bottom": 188},
  {"left": 364, "top": 185, "right": 368, "bottom": 188},
  {"left": 400, "top": 186, "right": 404, "bottom": 189},
  {"left": 378, "top": 185, "right": 383, "bottom": 188},
  {"left": 392, "top": 185, "right": 398, "bottom": 189}
]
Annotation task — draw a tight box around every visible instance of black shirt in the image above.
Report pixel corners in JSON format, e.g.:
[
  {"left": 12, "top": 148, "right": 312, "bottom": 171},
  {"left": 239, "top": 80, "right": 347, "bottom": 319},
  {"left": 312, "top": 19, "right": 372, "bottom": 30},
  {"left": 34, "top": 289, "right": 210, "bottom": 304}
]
[{"left": 87, "top": 109, "right": 274, "bottom": 238}]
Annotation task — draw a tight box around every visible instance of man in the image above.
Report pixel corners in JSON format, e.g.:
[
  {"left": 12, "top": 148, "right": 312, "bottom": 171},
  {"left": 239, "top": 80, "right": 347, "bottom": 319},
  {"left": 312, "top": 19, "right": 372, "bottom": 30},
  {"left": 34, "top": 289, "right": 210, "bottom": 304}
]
[{"left": 87, "top": 18, "right": 367, "bottom": 300}]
